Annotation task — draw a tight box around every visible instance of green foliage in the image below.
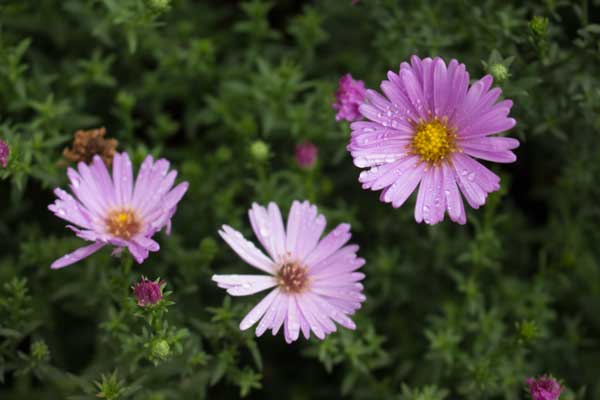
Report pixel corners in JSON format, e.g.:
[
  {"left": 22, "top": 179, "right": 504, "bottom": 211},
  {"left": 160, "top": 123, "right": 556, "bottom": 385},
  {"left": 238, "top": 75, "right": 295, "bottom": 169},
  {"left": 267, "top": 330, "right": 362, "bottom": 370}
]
[{"left": 1, "top": 0, "right": 599, "bottom": 399}]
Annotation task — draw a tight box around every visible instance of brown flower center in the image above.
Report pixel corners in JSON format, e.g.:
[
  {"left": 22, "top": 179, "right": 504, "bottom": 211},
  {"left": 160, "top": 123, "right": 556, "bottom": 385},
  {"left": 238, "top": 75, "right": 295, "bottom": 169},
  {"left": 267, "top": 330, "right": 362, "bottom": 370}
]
[
  {"left": 276, "top": 261, "right": 309, "bottom": 293},
  {"left": 105, "top": 208, "right": 141, "bottom": 240}
]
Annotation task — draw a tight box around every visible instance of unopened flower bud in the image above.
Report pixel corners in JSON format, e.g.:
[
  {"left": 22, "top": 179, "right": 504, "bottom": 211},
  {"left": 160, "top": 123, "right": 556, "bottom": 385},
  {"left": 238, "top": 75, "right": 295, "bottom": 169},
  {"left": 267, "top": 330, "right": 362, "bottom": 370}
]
[
  {"left": 527, "top": 375, "right": 563, "bottom": 400},
  {"left": 530, "top": 16, "right": 549, "bottom": 38},
  {"left": 490, "top": 64, "right": 510, "bottom": 82},
  {"left": 295, "top": 141, "right": 318, "bottom": 169},
  {"left": 333, "top": 74, "right": 366, "bottom": 122},
  {"left": 250, "top": 140, "right": 270, "bottom": 162},
  {"left": 151, "top": 339, "right": 171, "bottom": 360},
  {"left": 133, "top": 277, "right": 163, "bottom": 307},
  {"left": 0, "top": 139, "right": 10, "bottom": 168},
  {"left": 31, "top": 340, "right": 50, "bottom": 362}
]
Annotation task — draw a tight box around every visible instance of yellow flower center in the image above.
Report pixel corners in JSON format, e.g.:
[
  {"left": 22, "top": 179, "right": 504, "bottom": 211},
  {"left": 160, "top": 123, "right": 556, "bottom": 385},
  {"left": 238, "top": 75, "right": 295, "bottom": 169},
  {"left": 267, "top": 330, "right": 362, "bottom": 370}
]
[
  {"left": 105, "top": 208, "right": 141, "bottom": 240},
  {"left": 277, "top": 261, "right": 309, "bottom": 293},
  {"left": 411, "top": 118, "right": 457, "bottom": 165}
]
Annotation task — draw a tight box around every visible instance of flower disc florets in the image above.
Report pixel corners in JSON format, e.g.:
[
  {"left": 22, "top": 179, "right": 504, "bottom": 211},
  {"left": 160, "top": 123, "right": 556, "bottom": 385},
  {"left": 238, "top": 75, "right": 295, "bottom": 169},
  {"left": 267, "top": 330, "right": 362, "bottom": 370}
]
[
  {"left": 276, "top": 261, "right": 309, "bottom": 293},
  {"left": 410, "top": 118, "right": 457, "bottom": 165}
]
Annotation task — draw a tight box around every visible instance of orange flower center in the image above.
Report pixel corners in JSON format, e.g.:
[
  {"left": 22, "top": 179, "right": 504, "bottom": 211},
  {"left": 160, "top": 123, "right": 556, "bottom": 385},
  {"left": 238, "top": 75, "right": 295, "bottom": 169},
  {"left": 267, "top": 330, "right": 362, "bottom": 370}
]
[{"left": 105, "top": 208, "right": 141, "bottom": 240}]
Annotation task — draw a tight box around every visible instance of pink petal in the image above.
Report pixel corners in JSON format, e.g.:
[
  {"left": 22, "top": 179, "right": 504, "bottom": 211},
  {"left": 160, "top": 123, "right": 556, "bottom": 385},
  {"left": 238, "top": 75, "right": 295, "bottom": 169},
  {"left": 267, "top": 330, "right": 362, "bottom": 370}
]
[
  {"left": 309, "top": 244, "right": 361, "bottom": 274},
  {"left": 382, "top": 162, "right": 426, "bottom": 208},
  {"left": 414, "top": 166, "right": 445, "bottom": 225},
  {"left": 284, "top": 295, "right": 301, "bottom": 343},
  {"left": 446, "top": 62, "right": 469, "bottom": 119},
  {"left": 460, "top": 117, "right": 517, "bottom": 138},
  {"left": 67, "top": 167, "right": 104, "bottom": 217},
  {"left": 270, "top": 293, "right": 289, "bottom": 336},
  {"left": 461, "top": 147, "right": 517, "bottom": 163},
  {"left": 255, "top": 289, "right": 282, "bottom": 336},
  {"left": 433, "top": 59, "right": 449, "bottom": 117},
  {"left": 309, "top": 293, "right": 357, "bottom": 330},
  {"left": 284, "top": 200, "right": 302, "bottom": 255},
  {"left": 238, "top": 288, "right": 279, "bottom": 330},
  {"left": 114, "top": 152, "right": 133, "bottom": 205},
  {"left": 450, "top": 153, "right": 500, "bottom": 209},
  {"left": 383, "top": 71, "right": 420, "bottom": 120},
  {"left": 132, "top": 236, "right": 160, "bottom": 252},
  {"left": 51, "top": 242, "right": 105, "bottom": 269},
  {"left": 304, "top": 223, "right": 351, "bottom": 268},
  {"left": 358, "top": 160, "right": 402, "bottom": 190},
  {"left": 138, "top": 170, "right": 177, "bottom": 216},
  {"left": 163, "top": 182, "right": 189, "bottom": 210},
  {"left": 400, "top": 68, "right": 428, "bottom": 120},
  {"left": 90, "top": 155, "right": 116, "bottom": 209},
  {"left": 49, "top": 188, "right": 93, "bottom": 229},
  {"left": 219, "top": 225, "right": 275, "bottom": 274},
  {"left": 296, "top": 296, "right": 326, "bottom": 339},
  {"left": 249, "top": 202, "right": 286, "bottom": 262},
  {"left": 311, "top": 256, "right": 365, "bottom": 278},
  {"left": 302, "top": 294, "right": 337, "bottom": 334},
  {"left": 135, "top": 159, "right": 171, "bottom": 212},
  {"left": 127, "top": 242, "right": 149, "bottom": 264},
  {"left": 420, "top": 57, "right": 435, "bottom": 112},
  {"left": 294, "top": 202, "right": 327, "bottom": 261},
  {"left": 132, "top": 155, "right": 155, "bottom": 208},
  {"left": 441, "top": 162, "right": 466, "bottom": 224},
  {"left": 212, "top": 274, "right": 277, "bottom": 297}
]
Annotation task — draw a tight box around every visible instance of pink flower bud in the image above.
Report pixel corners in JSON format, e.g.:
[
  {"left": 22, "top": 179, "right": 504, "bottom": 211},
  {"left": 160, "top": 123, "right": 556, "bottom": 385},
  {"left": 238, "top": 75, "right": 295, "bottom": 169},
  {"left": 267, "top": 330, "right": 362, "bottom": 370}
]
[
  {"left": 0, "top": 140, "right": 9, "bottom": 168},
  {"left": 295, "top": 142, "right": 318, "bottom": 169},
  {"left": 527, "top": 375, "right": 563, "bottom": 400},
  {"left": 133, "top": 277, "right": 163, "bottom": 307},
  {"left": 332, "top": 74, "right": 366, "bottom": 122}
]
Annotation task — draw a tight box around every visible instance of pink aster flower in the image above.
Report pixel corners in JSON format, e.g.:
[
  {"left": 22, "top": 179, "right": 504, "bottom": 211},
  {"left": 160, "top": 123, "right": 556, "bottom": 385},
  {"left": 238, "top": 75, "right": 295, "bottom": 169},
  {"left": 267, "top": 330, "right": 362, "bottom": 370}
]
[
  {"left": 348, "top": 55, "right": 519, "bottom": 225},
  {"left": 527, "top": 376, "right": 563, "bottom": 400},
  {"left": 333, "top": 74, "right": 366, "bottom": 122},
  {"left": 133, "top": 277, "right": 164, "bottom": 307},
  {"left": 212, "top": 200, "right": 366, "bottom": 343},
  {"left": 295, "top": 141, "right": 318, "bottom": 169},
  {"left": 0, "top": 139, "right": 9, "bottom": 168},
  {"left": 49, "top": 152, "right": 188, "bottom": 269}
]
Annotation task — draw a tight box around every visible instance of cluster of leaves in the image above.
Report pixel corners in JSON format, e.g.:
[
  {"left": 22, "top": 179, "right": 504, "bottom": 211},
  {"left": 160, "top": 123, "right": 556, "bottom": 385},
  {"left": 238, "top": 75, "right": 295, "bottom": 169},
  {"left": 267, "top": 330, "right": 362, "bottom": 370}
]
[{"left": 1, "top": 0, "right": 599, "bottom": 399}]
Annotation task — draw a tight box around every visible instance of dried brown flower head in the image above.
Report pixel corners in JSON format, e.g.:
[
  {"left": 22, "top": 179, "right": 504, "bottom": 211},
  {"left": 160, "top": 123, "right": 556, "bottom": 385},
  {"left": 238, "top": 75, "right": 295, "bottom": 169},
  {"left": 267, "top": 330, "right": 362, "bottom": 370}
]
[{"left": 63, "top": 127, "right": 118, "bottom": 166}]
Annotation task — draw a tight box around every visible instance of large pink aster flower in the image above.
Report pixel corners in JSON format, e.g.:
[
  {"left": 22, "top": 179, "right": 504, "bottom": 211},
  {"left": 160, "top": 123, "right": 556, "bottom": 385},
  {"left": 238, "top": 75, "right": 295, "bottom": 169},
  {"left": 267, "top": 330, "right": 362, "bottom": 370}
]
[
  {"left": 49, "top": 152, "right": 188, "bottom": 269},
  {"left": 348, "top": 55, "right": 519, "bottom": 224},
  {"left": 212, "top": 200, "right": 365, "bottom": 343}
]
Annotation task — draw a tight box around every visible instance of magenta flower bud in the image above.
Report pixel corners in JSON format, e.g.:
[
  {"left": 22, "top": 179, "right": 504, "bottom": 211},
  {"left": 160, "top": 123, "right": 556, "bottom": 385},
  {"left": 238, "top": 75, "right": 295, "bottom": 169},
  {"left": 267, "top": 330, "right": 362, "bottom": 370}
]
[
  {"left": 527, "top": 376, "right": 563, "bottom": 400},
  {"left": 133, "top": 277, "right": 163, "bottom": 307},
  {"left": 295, "top": 142, "right": 318, "bottom": 169},
  {"left": 333, "top": 74, "right": 366, "bottom": 122},
  {"left": 0, "top": 139, "right": 9, "bottom": 168}
]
